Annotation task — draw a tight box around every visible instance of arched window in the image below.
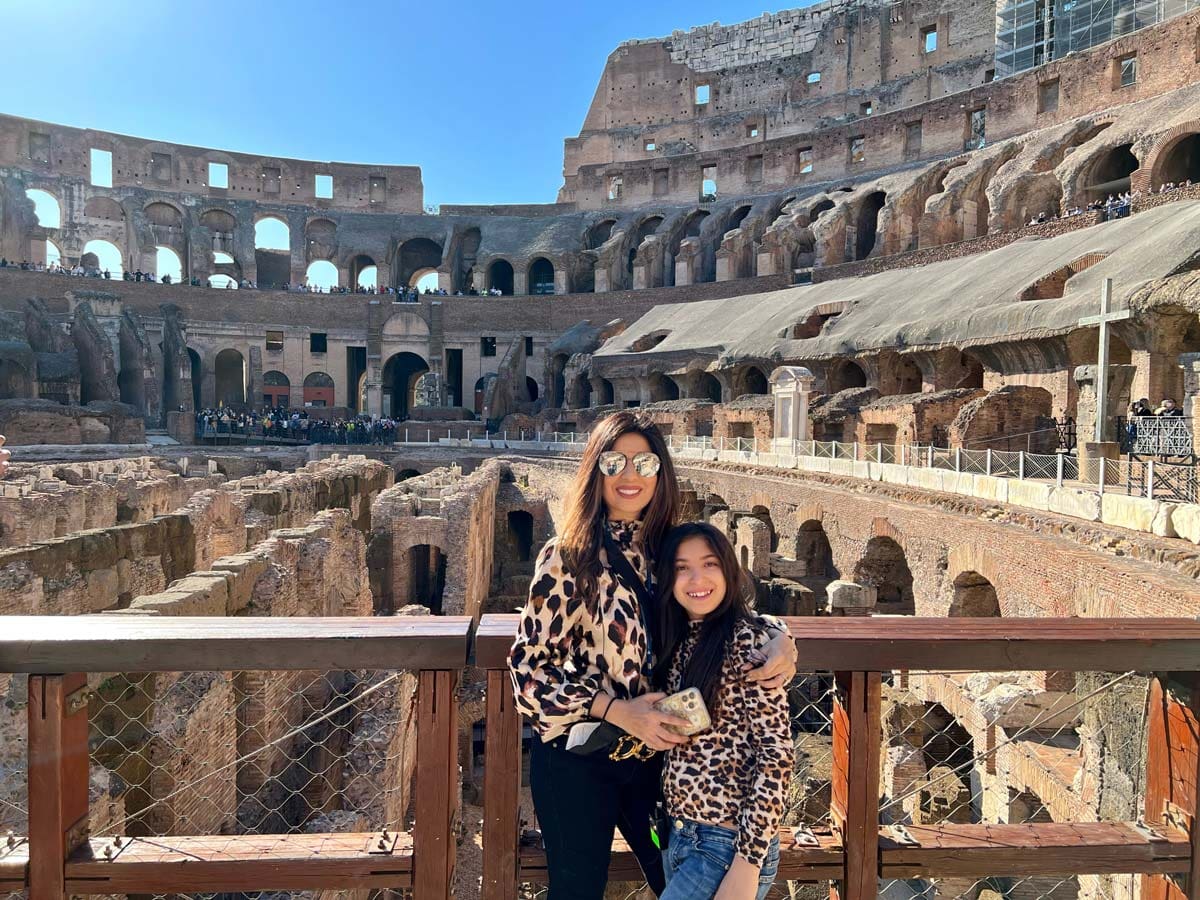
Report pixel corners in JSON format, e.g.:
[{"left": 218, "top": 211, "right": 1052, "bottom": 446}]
[
  {"left": 529, "top": 257, "right": 555, "bottom": 294},
  {"left": 255, "top": 217, "right": 290, "bottom": 251},
  {"left": 213, "top": 251, "right": 235, "bottom": 265},
  {"left": 302, "top": 371, "right": 335, "bottom": 407},
  {"left": 358, "top": 266, "right": 378, "bottom": 289},
  {"left": 488, "top": 260, "right": 514, "bottom": 295},
  {"left": 305, "top": 260, "right": 338, "bottom": 292},
  {"left": 25, "top": 189, "right": 60, "bottom": 228},
  {"left": 82, "top": 239, "right": 123, "bottom": 276},
  {"left": 413, "top": 269, "right": 439, "bottom": 293},
  {"left": 156, "top": 246, "right": 182, "bottom": 283},
  {"left": 208, "top": 274, "right": 238, "bottom": 289},
  {"left": 45, "top": 240, "right": 62, "bottom": 268}
]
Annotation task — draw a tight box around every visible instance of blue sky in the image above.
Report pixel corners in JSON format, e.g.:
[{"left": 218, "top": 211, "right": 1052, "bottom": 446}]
[{"left": 4, "top": 0, "right": 803, "bottom": 206}]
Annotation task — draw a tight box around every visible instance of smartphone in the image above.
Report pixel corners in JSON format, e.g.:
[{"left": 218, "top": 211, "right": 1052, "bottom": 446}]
[{"left": 653, "top": 687, "right": 712, "bottom": 736}]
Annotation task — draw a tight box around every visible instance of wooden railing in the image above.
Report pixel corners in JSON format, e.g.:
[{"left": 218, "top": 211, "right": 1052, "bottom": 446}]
[
  {"left": 2, "top": 615, "right": 1199, "bottom": 899},
  {"left": 478, "top": 615, "right": 1200, "bottom": 900}
]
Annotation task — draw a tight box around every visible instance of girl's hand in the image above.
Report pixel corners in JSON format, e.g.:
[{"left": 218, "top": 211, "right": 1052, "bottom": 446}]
[
  {"left": 607, "top": 693, "right": 691, "bottom": 751},
  {"left": 743, "top": 629, "right": 797, "bottom": 688},
  {"left": 714, "top": 855, "right": 760, "bottom": 900}
]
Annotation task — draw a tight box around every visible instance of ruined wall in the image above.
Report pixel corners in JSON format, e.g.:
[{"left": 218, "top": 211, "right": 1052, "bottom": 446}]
[{"left": 0, "top": 456, "right": 390, "bottom": 615}]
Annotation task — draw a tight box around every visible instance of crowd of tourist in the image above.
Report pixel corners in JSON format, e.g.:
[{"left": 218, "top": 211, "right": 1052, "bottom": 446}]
[{"left": 194, "top": 407, "right": 402, "bottom": 444}]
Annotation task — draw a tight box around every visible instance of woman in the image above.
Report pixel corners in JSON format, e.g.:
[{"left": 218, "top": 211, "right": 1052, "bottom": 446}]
[{"left": 509, "top": 412, "right": 796, "bottom": 900}]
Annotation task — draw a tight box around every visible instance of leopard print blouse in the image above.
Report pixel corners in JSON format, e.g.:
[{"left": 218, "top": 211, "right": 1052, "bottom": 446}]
[
  {"left": 662, "top": 616, "right": 792, "bottom": 869},
  {"left": 508, "top": 518, "right": 653, "bottom": 742}
]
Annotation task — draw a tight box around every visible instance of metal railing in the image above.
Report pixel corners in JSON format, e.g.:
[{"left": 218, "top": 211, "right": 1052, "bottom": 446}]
[{"left": 1120, "top": 415, "right": 1195, "bottom": 458}]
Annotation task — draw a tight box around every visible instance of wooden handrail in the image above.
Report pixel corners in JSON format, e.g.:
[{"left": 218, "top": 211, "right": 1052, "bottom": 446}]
[
  {"left": 0, "top": 615, "right": 474, "bottom": 673},
  {"left": 475, "top": 614, "right": 1200, "bottom": 672}
]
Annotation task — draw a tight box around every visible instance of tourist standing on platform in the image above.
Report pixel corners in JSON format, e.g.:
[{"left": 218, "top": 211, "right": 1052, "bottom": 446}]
[
  {"left": 651, "top": 523, "right": 791, "bottom": 900},
  {"left": 509, "top": 412, "right": 796, "bottom": 900}
]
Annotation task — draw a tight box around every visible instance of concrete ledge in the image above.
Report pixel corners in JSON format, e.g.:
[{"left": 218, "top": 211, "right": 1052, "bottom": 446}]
[
  {"left": 971, "top": 474, "right": 1009, "bottom": 503},
  {"left": 799, "top": 456, "right": 832, "bottom": 473},
  {"left": 828, "top": 458, "right": 856, "bottom": 477},
  {"left": 1049, "top": 487, "right": 1102, "bottom": 521},
  {"left": 910, "top": 468, "right": 943, "bottom": 492},
  {"left": 1100, "top": 493, "right": 1161, "bottom": 533},
  {"left": 1007, "top": 479, "right": 1051, "bottom": 511},
  {"left": 1171, "top": 503, "right": 1200, "bottom": 543},
  {"left": 878, "top": 463, "right": 910, "bottom": 485},
  {"left": 942, "top": 471, "right": 974, "bottom": 495}
]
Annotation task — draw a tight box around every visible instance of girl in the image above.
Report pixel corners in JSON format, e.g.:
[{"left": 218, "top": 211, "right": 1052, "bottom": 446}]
[
  {"left": 509, "top": 413, "right": 797, "bottom": 900},
  {"left": 653, "top": 522, "right": 793, "bottom": 900}
]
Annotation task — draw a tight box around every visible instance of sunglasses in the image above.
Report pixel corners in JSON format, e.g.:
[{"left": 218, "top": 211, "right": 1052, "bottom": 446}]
[{"left": 597, "top": 450, "right": 662, "bottom": 478}]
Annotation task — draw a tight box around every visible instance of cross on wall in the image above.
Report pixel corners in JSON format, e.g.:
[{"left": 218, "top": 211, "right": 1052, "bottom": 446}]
[{"left": 1077, "top": 277, "right": 1132, "bottom": 443}]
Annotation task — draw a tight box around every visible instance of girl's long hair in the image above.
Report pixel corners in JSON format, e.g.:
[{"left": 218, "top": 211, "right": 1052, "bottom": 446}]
[
  {"left": 651, "top": 522, "right": 752, "bottom": 713},
  {"left": 559, "top": 412, "right": 679, "bottom": 608}
]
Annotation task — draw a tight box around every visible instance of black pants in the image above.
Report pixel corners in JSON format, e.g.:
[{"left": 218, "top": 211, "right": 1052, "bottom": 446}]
[{"left": 530, "top": 735, "right": 665, "bottom": 900}]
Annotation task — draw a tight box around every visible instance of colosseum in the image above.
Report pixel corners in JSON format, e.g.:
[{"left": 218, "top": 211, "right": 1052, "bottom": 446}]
[{"left": 2, "top": 1, "right": 1200, "bottom": 899}]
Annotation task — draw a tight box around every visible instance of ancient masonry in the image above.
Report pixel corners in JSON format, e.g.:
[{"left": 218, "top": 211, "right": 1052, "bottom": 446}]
[{"left": 3, "top": 1, "right": 1200, "bottom": 896}]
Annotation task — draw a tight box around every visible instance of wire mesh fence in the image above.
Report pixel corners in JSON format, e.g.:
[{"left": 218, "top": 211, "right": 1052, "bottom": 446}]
[
  {"left": 0, "top": 674, "right": 27, "bottom": 839},
  {"left": 878, "top": 668, "right": 1149, "bottom": 900},
  {"left": 85, "top": 666, "right": 419, "bottom": 853}
]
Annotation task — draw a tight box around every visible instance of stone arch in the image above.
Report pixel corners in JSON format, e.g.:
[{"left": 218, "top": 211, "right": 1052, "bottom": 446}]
[
  {"left": 144, "top": 201, "right": 182, "bottom": 228},
  {"left": 585, "top": 218, "right": 617, "bottom": 250},
  {"left": 0, "top": 358, "right": 33, "bottom": 400},
  {"left": 949, "top": 572, "right": 1001, "bottom": 617},
  {"left": 568, "top": 372, "right": 592, "bottom": 408},
  {"left": 795, "top": 520, "right": 837, "bottom": 583},
  {"left": 646, "top": 372, "right": 680, "bottom": 402},
  {"left": 1149, "top": 128, "right": 1200, "bottom": 188},
  {"left": 305, "top": 217, "right": 337, "bottom": 260},
  {"left": 351, "top": 254, "right": 377, "bottom": 289},
  {"left": 81, "top": 239, "right": 123, "bottom": 276},
  {"left": 382, "top": 351, "right": 429, "bottom": 419},
  {"left": 201, "top": 208, "right": 237, "bottom": 232},
  {"left": 888, "top": 354, "right": 923, "bottom": 395},
  {"left": 695, "top": 371, "right": 722, "bottom": 402},
  {"left": 853, "top": 536, "right": 914, "bottom": 614},
  {"left": 262, "top": 370, "right": 290, "bottom": 407},
  {"left": 528, "top": 257, "right": 555, "bottom": 294},
  {"left": 214, "top": 348, "right": 247, "bottom": 408},
  {"left": 487, "top": 259, "right": 514, "bottom": 295},
  {"left": 593, "top": 377, "right": 615, "bottom": 405},
  {"left": 1078, "top": 143, "right": 1139, "bottom": 202},
  {"left": 626, "top": 215, "right": 665, "bottom": 277},
  {"left": 449, "top": 227, "right": 481, "bottom": 293},
  {"left": 255, "top": 216, "right": 291, "bottom": 287},
  {"left": 84, "top": 196, "right": 124, "bottom": 220},
  {"left": 827, "top": 359, "right": 868, "bottom": 392},
  {"left": 525, "top": 377, "right": 540, "bottom": 402},
  {"left": 25, "top": 188, "right": 61, "bottom": 228},
  {"left": 810, "top": 198, "right": 835, "bottom": 221},
  {"left": 305, "top": 260, "right": 339, "bottom": 291},
  {"left": 732, "top": 365, "right": 770, "bottom": 398},
  {"left": 854, "top": 191, "right": 887, "bottom": 261},
  {"left": 155, "top": 246, "right": 182, "bottom": 282},
  {"left": 302, "top": 371, "right": 335, "bottom": 407},
  {"left": 749, "top": 505, "right": 778, "bottom": 553},
  {"left": 397, "top": 238, "right": 443, "bottom": 288}
]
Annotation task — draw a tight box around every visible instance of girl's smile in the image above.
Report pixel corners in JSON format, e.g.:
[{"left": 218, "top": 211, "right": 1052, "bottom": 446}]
[{"left": 672, "top": 535, "right": 727, "bottom": 621}]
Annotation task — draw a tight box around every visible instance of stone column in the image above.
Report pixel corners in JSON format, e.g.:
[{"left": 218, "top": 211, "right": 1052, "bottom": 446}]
[
  {"left": 247, "top": 345, "right": 262, "bottom": 411},
  {"left": 1074, "top": 363, "right": 1134, "bottom": 481},
  {"left": 1180, "top": 352, "right": 1200, "bottom": 453},
  {"left": 514, "top": 268, "right": 529, "bottom": 296},
  {"left": 675, "top": 237, "right": 700, "bottom": 287},
  {"left": 825, "top": 580, "right": 877, "bottom": 616}
]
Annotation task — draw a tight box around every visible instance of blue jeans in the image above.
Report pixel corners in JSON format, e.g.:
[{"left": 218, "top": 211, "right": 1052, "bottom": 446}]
[{"left": 661, "top": 819, "right": 780, "bottom": 900}]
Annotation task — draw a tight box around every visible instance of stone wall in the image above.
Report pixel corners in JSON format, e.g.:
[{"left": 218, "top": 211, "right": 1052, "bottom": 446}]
[{"left": 0, "top": 455, "right": 390, "bottom": 615}]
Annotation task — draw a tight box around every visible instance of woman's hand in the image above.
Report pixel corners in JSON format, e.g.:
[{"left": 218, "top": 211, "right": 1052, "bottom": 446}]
[
  {"left": 743, "top": 628, "right": 797, "bottom": 689},
  {"left": 714, "top": 855, "right": 760, "bottom": 900},
  {"left": 607, "top": 693, "right": 691, "bottom": 751}
]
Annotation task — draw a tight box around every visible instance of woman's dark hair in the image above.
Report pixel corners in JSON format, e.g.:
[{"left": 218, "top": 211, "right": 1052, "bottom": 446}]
[
  {"left": 559, "top": 411, "right": 679, "bottom": 608},
  {"left": 651, "top": 522, "right": 752, "bottom": 713}
]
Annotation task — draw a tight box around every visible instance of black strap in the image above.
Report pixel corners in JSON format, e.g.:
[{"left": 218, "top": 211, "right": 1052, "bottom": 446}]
[{"left": 602, "top": 531, "right": 655, "bottom": 626}]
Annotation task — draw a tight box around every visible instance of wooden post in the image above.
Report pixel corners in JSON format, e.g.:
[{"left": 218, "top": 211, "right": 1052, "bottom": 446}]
[
  {"left": 414, "top": 669, "right": 460, "bottom": 900},
  {"left": 830, "top": 671, "right": 882, "bottom": 900},
  {"left": 482, "top": 669, "right": 521, "bottom": 900},
  {"left": 28, "top": 673, "right": 90, "bottom": 900},
  {"left": 1142, "top": 673, "right": 1199, "bottom": 900}
]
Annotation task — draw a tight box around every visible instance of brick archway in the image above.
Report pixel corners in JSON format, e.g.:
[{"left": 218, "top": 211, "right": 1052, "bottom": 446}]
[{"left": 1136, "top": 120, "right": 1200, "bottom": 191}]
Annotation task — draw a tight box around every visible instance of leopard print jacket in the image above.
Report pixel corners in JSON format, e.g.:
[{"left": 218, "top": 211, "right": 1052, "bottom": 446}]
[
  {"left": 508, "top": 518, "right": 653, "bottom": 742},
  {"left": 662, "top": 616, "right": 792, "bottom": 869}
]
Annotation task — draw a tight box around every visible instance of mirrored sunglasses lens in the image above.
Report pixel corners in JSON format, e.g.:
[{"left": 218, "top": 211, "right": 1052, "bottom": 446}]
[
  {"left": 598, "top": 452, "right": 627, "bottom": 476},
  {"left": 633, "top": 453, "right": 661, "bottom": 477}
]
